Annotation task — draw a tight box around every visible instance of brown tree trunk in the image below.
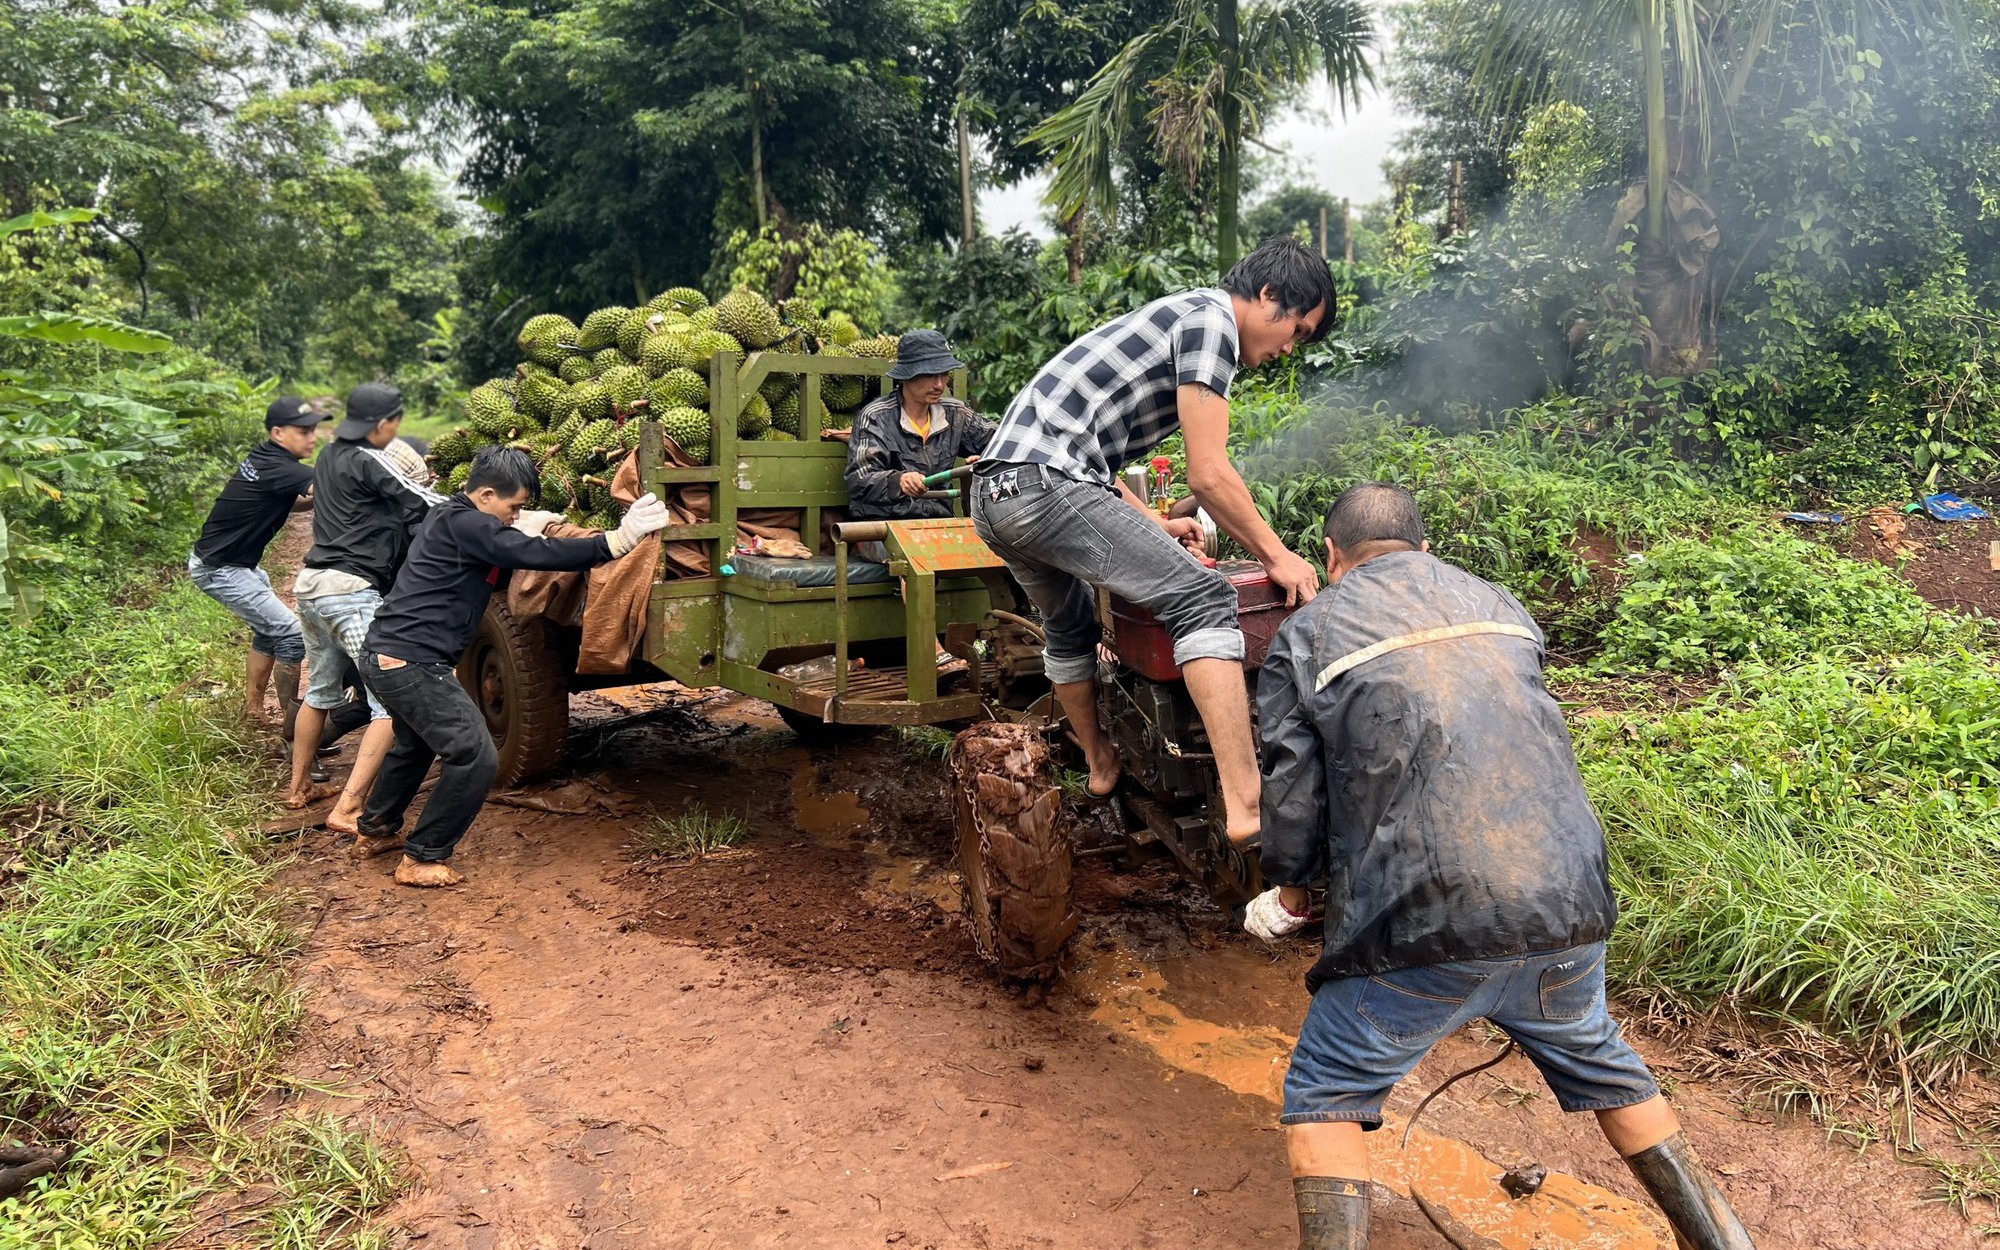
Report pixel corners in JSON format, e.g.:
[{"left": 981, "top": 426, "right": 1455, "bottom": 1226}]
[{"left": 1064, "top": 208, "right": 1084, "bottom": 285}]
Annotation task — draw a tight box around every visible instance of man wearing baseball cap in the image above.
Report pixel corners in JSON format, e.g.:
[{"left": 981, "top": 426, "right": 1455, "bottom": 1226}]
[
  {"left": 286, "top": 381, "right": 445, "bottom": 827},
  {"left": 189, "top": 397, "right": 323, "bottom": 734}
]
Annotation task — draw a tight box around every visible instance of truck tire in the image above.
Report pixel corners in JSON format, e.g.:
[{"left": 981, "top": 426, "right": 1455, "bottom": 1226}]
[
  {"left": 952, "top": 722, "right": 1076, "bottom": 981},
  {"left": 457, "top": 600, "right": 568, "bottom": 787}
]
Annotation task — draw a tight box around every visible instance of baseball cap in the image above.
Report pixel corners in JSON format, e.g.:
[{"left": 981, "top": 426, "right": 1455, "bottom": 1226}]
[
  {"left": 264, "top": 396, "right": 321, "bottom": 429},
  {"left": 335, "top": 382, "right": 406, "bottom": 440}
]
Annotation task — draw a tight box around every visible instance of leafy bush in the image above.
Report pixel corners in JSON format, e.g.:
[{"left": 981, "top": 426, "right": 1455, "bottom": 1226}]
[
  {"left": 1581, "top": 654, "right": 2000, "bottom": 1082},
  {"left": 1596, "top": 527, "right": 1967, "bottom": 672}
]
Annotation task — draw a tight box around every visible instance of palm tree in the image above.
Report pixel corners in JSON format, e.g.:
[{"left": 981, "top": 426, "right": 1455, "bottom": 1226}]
[
  {"left": 1461, "top": 0, "right": 1964, "bottom": 375},
  {"left": 1029, "top": 0, "right": 1375, "bottom": 272}
]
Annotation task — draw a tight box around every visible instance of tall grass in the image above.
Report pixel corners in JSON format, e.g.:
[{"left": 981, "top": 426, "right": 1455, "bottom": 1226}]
[{"left": 0, "top": 577, "right": 399, "bottom": 1246}]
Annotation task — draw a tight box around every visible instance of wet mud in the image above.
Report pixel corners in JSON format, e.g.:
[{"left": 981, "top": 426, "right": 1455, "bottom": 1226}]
[{"left": 270, "top": 676, "right": 1986, "bottom": 1247}]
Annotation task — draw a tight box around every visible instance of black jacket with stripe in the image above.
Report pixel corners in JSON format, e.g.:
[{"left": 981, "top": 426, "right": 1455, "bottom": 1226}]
[
  {"left": 1256, "top": 550, "right": 1615, "bottom": 990},
  {"left": 302, "top": 436, "right": 445, "bottom": 591}
]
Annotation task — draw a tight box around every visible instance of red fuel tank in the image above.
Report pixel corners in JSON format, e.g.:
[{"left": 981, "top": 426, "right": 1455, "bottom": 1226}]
[{"left": 1108, "top": 559, "right": 1297, "bottom": 683}]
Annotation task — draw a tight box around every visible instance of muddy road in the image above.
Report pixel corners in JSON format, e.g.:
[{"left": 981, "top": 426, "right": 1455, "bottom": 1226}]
[{"left": 267, "top": 685, "right": 1980, "bottom": 1250}]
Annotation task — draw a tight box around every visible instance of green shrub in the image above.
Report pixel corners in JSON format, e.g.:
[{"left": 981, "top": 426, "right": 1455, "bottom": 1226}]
[{"left": 1596, "top": 527, "right": 1969, "bottom": 672}]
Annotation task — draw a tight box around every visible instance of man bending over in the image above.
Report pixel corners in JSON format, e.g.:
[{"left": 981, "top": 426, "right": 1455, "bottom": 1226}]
[{"left": 1249, "top": 482, "right": 1755, "bottom": 1250}]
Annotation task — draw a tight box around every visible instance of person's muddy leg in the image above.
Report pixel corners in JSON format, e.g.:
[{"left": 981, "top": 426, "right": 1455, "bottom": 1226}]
[
  {"left": 1603, "top": 1099, "right": 1756, "bottom": 1250},
  {"left": 328, "top": 717, "right": 396, "bottom": 837},
  {"left": 1051, "top": 678, "right": 1119, "bottom": 795},
  {"left": 1180, "top": 657, "right": 1259, "bottom": 842},
  {"left": 245, "top": 648, "right": 276, "bottom": 727},
  {"left": 285, "top": 704, "right": 340, "bottom": 807}
]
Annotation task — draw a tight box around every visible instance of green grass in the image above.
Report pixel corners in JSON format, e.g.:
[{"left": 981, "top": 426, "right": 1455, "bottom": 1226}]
[
  {"left": 634, "top": 807, "right": 748, "bottom": 860},
  {"left": 0, "top": 574, "right": 402, "bottom": 1247}
]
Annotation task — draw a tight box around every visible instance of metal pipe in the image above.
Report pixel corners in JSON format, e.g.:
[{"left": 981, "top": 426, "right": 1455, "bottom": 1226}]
[
  {"left": 922, "top": 463, "right": 975, "bottom": 488},
  {"left": 833, "top": 520, "right": 890, "bottom": 544}
]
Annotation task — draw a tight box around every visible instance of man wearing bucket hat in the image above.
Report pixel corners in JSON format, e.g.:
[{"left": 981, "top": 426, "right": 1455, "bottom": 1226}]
[{"left": 842, "top": 329, "right": 996, "bottom": 523}]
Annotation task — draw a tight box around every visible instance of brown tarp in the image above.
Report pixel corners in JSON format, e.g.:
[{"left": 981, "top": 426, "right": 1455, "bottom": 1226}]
[{"left": 508, "top": 444, "right": 841, "bottom": 674}]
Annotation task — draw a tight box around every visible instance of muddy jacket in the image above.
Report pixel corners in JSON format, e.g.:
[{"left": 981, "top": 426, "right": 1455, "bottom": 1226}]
[
  {"left": 843, "top": 392, "right": 997, "bottom": 521},
  {"left": 1257, "top": 550, "right": 1615, "bottom": 991},
  {"left": 303, "top": 437, "right": 445, "bottom": 591}
]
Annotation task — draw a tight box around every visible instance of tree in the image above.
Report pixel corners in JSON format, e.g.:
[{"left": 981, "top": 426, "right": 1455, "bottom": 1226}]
[
  {"left": 397, "top": 0, "right": 959, "bottom": 369},
  {"left": 1029, "top": 0, "right": 1374, "bottom": 270},
  {"left": 1459, "top": 0, "right": 1968, "bottom": 376}
]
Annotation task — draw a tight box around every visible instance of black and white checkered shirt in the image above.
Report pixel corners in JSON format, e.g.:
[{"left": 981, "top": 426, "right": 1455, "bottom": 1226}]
[{"left": 986, "top": 289, "right": 1238, "bottom": 487}]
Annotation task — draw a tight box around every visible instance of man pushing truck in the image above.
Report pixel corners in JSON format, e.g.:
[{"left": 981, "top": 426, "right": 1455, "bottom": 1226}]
[{"left": 971, "top": 235, "right": 1334, "bottom": 846}]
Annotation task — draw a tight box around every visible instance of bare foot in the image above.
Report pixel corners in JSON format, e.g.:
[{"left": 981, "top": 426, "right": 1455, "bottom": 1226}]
[
  {"left": 394, "top": 855, "right": 463, "bottom": 887},
  {"left": 282, "top": 782, "right": 342, "bottom": 810},
  {"left": 326, "top": 804, "right": 363, "bottom": 836},
  {"left": 350, "top": 832, "right": 404, "bottom": 860},
  {"left": 1085, "top": 746, "right": 1122, "bottom": 799}
]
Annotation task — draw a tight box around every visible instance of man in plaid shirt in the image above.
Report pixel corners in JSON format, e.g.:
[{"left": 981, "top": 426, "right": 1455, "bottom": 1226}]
[{"left": 972, "top": 236, "right": 1336, "bottom": 846}]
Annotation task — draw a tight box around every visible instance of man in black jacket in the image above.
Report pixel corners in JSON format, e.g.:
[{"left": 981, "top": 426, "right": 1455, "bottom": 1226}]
[
  {"left": 354, "top": 447, "right": 670, "bottom": 888},
  {"left": 1251, "top": 483, "right": 1754, "bottom": 1250},
  {"left": 285, "top": 382, "right": 443, "bottom": 824},
  {"left": 188, "top": 397, "right": 321, "bottom": 733},
  {"left": 842, "top": 330, "right": 995, "bottom": 523}
]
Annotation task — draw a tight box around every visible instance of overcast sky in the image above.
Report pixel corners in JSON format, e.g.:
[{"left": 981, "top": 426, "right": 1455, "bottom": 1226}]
[{"left": 980, "top": 75, "right": 1418, "bottom": 240}]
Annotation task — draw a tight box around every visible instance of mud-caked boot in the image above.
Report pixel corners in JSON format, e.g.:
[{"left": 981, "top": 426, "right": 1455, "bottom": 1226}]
[
  {"left": 1624, "top": 1133, "right": 1755, "bottom": 1250},
  {"left": 273, "top": 662, "right": 305, "bottom": 744},
  {"left": 1294, "top": 1176, "right": 1368, "bottom": 1250}
]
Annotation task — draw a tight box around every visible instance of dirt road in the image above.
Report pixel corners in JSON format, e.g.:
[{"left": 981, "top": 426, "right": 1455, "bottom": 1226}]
[{"left": 267, "top": 686, "right": 1981, "bottom": 1250}]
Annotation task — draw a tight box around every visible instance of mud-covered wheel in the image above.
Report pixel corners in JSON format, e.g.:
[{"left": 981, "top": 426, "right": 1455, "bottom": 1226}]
[
  {"left": 952, "top": 722, "right": 1077, "bottom": 980},
  {"left": 457, "top": 600, "right": 568, "bottom": 787}
]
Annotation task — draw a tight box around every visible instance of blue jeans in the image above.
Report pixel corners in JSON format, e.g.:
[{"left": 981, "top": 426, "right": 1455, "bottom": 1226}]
[
  {"left": 298, "top": 589, "right": 389, "bottom": 719},
  {"left": 1281, "top": 942, "right": 1658, "bottom": 1128},
  {"left": 970, "top": 462, "right": 1241, "bottom": 685},
  {"left": 187, "top": 554, "right": 304, "bottom": 663}
]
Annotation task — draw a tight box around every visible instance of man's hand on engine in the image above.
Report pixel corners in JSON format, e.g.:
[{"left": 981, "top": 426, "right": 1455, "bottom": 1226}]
[
  {"left": 1163, "top": 515, "right": 1206, "bottom": 556},
  {"left": 1243, "top": 886, "right": 1312, "bottom": 944},
  {"left": 1265, "top": 549, "right": 1322, "bottom": 607}
]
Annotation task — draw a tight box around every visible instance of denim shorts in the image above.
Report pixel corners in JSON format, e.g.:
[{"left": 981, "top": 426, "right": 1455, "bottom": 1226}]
[
  {"left": 187, "top": 554, "right": 304, "bottom": 663},
  {"left": 969, "top": 462, "right": 1241, "bottom": 685},
  {"left": 1281, "top": 942, "right": 1658, "bottom": 1128},
  {"left": 298, "top": 589, "right": 389, "bottom": 720}
]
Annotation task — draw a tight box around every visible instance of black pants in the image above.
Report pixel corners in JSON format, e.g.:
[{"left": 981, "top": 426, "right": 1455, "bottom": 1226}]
[{"left": 358, "top": 653, "right": 498, "bottom": 863}]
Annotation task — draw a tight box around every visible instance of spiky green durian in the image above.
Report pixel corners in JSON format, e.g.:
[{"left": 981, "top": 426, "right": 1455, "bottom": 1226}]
[
  {"left": 824, "top": 311, "right": 862, "bottom": 346},
  {"left": 657, "top": 404, "right": 710, "bottom": 453},
  {"left": 639, "top": 332, "right": 695, "bottom": 378},
  {"left": 443, "top": 461, "right": 473, "bottom": 493},
  {"left": 516, "top": 371, "right": 570, "bottom": 423},
  {"left": 851, "top": 333, "right": 899, "bottom": 360},
  {"left": 822, "top": 376, "right": 865, "bottom": 411},
  {"left": 430, "top": 426, "right": 476, "bottom": 467},
  {"left": 567, "top": 378, "right": 613, "bottom": 423},
  {"left": 737, "top": 393, "right": 772, "bottom": 438},
  {"left": 566, "top": 419, "right": 619, "bottom": 470},
  {"left": 558, "top": 354, "right": 595, "bottom": 384},
  {"left": 758, "top": 373, "right": 797, "bottom": 406},
  {"left": 687, "top": 329, "right": 741, "bottom": 369},
  {"left": 548, "top": 410, "right": 586, "bottom": 448},
  {"left": 591, "top": 347, "right": 625, "bottom": 375},
  {"left": 649, "top": 367, "right": 709, "bottom": 410},
  {"left": 518, "top": 313, "right": 579, "bottom": 368},
  {"left": 578, "top": 306, "right": 631, "bottom": 351},
  {"left": 617, "top": 307, "right": 662, "bottom": 358},
  {"left": 769, "top": 390, "right": 801, "bottom": 436},
  {"left": 650, "top": 286, "right": 708, "bottom": 313},
  {"left": 599, "top": 364, "right": 650, "bottom": 414},
  {"left": 464, "top": 382, "right": 513, "bottom": 433},
  {"left": 760, "top": 428, "right": 797, "bottom": 441},
  {"left": 616, "top": 421, "right": 645, "bottom": 452},
  {"left": 712, "top": 287, "right": 782, "bottom": 349},
  {"left": 688, "top": 306, "right": 719, "bottom": 332}
]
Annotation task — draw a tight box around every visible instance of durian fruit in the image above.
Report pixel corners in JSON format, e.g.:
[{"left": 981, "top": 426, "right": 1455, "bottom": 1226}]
[
  {"left": 558, "top": 354, "right": 595, "bottom": 384},
  {"left": 738, "top": 393, "right": 773, "bottom": 438},
  {"left": 617, "top": 307, "right": 663, "bottom": 358},
  {"left": 823, "top": 408, "right": 854, "bottom": 432},
  {"left": 510, "top": 430, "right": 563, "bottom": 459},
  {"left": 650, "top": 367, "right": 709, "bottom": 410},
  {"left": 566, "top": 419, "right": 620, "bottom": 470},
  {"left": 548, "top": 410, "right": 586, "bottom": 447},
  {"left": 568, "top": 378, "right": 613, "bottom": 422},
  {"left": 824, "top": 311, "right": 862, "bottom": 346},
  {"left": 542, "top": 461, "right": 581, "bottom": 509},
  {"left": 823, "top": 376, "right": 865, "bottom": 411},
  {"left": 518, "top": 313, "right": 579, "bottom": 368},
  {"left": 852, "top": 333, "right": 899, "bottom": 360},
  {"left": 687, "top": 329, "right": 742, "bottom": 369},
  {"left": 591, "top": 347, "right": 625, "bottom": 375},
  {"left": 578, "top": 306, "right": 631, "bottom": 351},
  {"left": 600, "top": 365, "right": 650, "bottom": 414},
  {"left": 431, "top": 426, "right": 476, "bottom": 467},
  {"left": 761, "top": 429, "right": 797, "bottom": 442},
  {"left": 464, "top": 381, "right": 513, "bottom": 433},
  {"left": 651, "top": 286, "right": 708, "bottom": 313},
  {"left": 443, "top": 461, "right": 473, "bottom": 492},
  {"left": 616, "top": 420, "right": 645, "bottom": 453},
  {"left": 777, "top": 297, "right": 827, "bottom": 347},
  {"left": 639, "top": 332, "right": 694, "bottom": 377},
  {"left": 657, "top": 404, "right": 710, "bottom": 453},
  {"left": 758, "top": 373, "right": 796, "bottom": 405},
  {"left": 712, "top": 287, "right": 783, "bottom": 349},
  {"left": 516, "top": 370, "right": 569, "bottom": 424},
  {"left": 770, "top": 390, "right": 801, "bottom": 436},
  {"left": 689, "top": 306, "right": 720, "bottom": 332}
]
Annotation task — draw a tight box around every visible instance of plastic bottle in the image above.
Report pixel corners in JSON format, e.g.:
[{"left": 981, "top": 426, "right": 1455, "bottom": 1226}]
[{"left": 1148, "top": 455, "right": 1174, "bottom": 517}]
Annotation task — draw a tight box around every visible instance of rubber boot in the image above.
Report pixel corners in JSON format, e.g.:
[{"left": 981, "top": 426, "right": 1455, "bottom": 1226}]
[
  {"left": 1624, "top": 1133, "right": 1756, "bottom": 1250},
  {"left": 273, "top": 663, "right": 304, "bottom": 744},
  {"left": 1294, "top": 1177, "right": 1368, "bottom": 1250}
]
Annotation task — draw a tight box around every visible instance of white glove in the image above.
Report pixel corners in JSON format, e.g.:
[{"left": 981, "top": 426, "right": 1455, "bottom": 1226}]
[
  {"left": 1243, "top": 887, "right": 1310, "bottom": 944},
  {"left": 512, "top": 509, "right": 564, "bottom": 537},
  {"left": 607, "top": 492, "right": 670, "bottom": 556}
]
